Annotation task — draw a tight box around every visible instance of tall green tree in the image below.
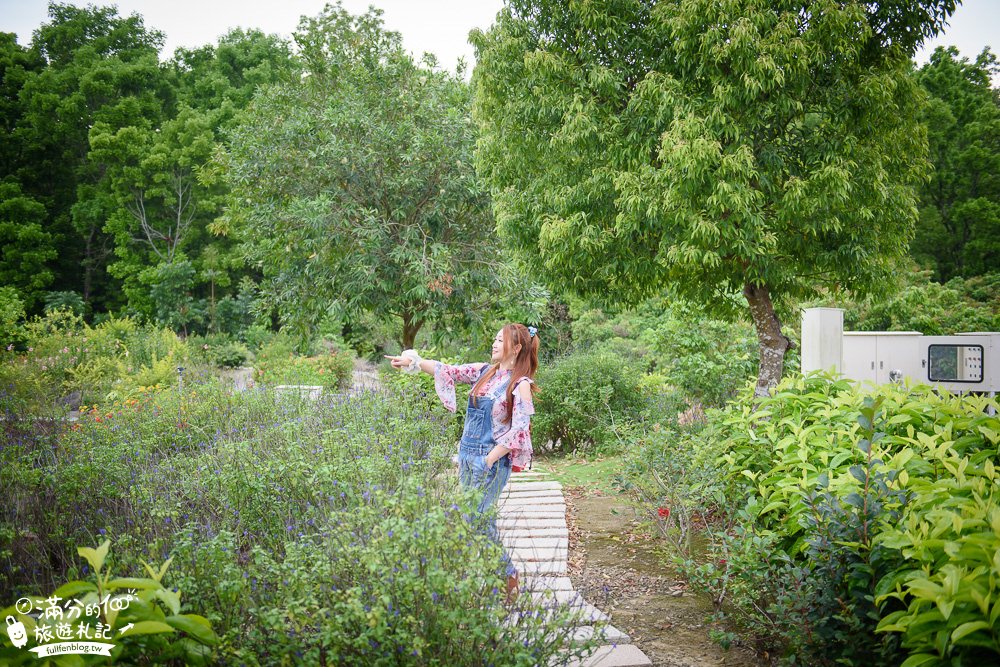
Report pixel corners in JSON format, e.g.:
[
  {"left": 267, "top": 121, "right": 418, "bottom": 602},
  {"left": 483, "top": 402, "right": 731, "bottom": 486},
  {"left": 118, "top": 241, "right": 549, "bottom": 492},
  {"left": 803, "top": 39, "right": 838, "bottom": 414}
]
[
  {"left": 11, "top": 2, "right": 171, "bottom": 311},
  {"left": 85, "top": 28, "right": 297, "bottom": 329},
  {"left": 220, "top": 3, "right": 505, "bottom": 349},
  {"left": 472, "top": 0, "right": 954, "bottom": 396},
  {"left": 171, "top": 28, "right": 298, "bottom": 117},
  {"left": 911, "top": 46, "right": 1000, "bottom": 280},
  {"left": 88, "top": 106, "right": 222, "bottom": 319}
]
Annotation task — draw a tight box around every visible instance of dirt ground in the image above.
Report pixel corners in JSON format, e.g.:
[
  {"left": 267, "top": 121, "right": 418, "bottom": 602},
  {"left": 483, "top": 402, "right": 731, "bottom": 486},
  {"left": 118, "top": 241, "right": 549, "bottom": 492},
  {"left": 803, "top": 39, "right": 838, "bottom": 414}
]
[{"left": 565, "top": 488, "right": 765, "bottom": 667}]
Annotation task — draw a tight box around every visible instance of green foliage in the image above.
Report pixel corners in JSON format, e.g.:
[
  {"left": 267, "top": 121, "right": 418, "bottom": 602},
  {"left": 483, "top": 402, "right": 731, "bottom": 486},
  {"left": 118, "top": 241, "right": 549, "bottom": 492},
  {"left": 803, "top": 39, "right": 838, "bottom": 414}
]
[
  {"left": 811, "top": 268, "right": 1000, "bottom": 334},
  {"left": 5, "top": 310, "right": 191, "bottom": 406},
  {"left": 874, "top": 439, "right": 1000, "bottom": 663},
  {"left": 1, "top": 379, "right": 599, "bottom": 665},
  {"left": 472, "top": 0, "right": 951, "bottom": 393},
  {"left": 43, "top": 291, "right": 86, "bottom": 316},
  {"left": 533, "top": 351, "right": 646, "bottom": 454},
  {"left": 0, "top": 540, "right": 217, "bottom": 665},
  {"left": 623, "top": 418, "right": 727, "bottom": 557},
  {"left": 142, "top": 259, "right": 206, "bottom": 335},
  {"left": 0, "top": 181, "right": 55, "bottom": 308},
  {"left": 10, "top": 2, "right": 170, "bottom": 314},
  {"left": 220, "top": 3, "right": 508, "bottom": 349},
  {"left": 571, "top": 294, "right": 758, "bottom": 407},
  {"left": 91, "top": 106, "right": 223, "bottom": 319},
  {"left": 912, "top": 46, "right": 1000, "bottom": 280},
  {"left": 0, "top": 286, "right": 25, "bottom": 349},
  {"left": 377, "top": 350, "right": 472, "bottom": 443},
  {"left": 648, "top": 374, "right": 1000, "bottom": 665},
  {"left": 207, "top": 342, "right": 250, "bottom": 369},
  {"left": 238, "top": 479, "right": 595, "bottom": 665},
  {"left": 253, "top": 334, "right": 354, "bottom": 390},
  {"left": 170, "top": 28, "right": 299, "bottom": 118},
  {"left": 256, "top": 352, "right": 354, "bottom": 391}
]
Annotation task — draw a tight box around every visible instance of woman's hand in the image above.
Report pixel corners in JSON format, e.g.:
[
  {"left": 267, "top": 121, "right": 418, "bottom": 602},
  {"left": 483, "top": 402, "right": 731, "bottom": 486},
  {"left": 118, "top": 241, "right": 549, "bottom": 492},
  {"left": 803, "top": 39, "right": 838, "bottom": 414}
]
[
  {"left": 383, "top": 354, "right": 411, "bottom": 370},
  {"left": 384, "top": 352, "right": 433, "bottom": 375}
]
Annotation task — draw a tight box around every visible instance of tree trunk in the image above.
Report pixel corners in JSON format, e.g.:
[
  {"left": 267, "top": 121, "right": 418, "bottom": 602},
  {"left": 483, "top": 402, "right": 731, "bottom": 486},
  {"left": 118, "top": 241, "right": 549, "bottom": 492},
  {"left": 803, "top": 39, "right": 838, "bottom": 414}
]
[
  {"left": 743, "top": 282, "right": 792, "bottom": 399},
  {"left": 400, "top": 312, "right": 424, "bottom": 350}
]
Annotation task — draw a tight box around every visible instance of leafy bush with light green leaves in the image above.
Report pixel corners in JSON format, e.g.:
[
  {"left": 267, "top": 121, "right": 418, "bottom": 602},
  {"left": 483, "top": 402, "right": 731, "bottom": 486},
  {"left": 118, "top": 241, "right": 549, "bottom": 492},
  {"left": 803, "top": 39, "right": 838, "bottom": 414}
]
[
  {"left": 532, "top": 350, "right": 646, "bottom": 454},
  {"left": 0, "top": 310, "right": 198, "bottom": 411},
  {"left": 571, "top": 295, "right": 758, "bottom": 408},
  {"left": 255, "top": 350, "right": 353, "bottom": 390},
  {"left": 647, "top": 374, "right": 1000, "bottom": 666}
]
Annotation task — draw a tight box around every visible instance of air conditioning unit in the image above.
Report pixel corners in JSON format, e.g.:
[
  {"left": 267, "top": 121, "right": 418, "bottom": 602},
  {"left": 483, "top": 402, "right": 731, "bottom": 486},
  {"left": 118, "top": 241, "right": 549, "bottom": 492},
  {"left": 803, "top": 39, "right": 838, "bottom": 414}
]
[{"left": 801, "top": 308, "right": 999, "bottom": 394}]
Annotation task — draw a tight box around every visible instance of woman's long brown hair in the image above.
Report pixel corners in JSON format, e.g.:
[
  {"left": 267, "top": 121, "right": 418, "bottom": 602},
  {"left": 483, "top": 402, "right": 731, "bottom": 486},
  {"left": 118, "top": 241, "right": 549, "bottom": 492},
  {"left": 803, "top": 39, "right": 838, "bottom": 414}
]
[{"left": 470, "top": 323, "right": 540, "bottom": 424}]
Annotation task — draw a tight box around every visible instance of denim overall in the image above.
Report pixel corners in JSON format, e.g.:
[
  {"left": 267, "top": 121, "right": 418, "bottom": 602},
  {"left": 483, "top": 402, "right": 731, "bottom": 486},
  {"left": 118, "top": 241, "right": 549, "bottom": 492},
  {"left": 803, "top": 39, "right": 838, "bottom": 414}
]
[{"left": 458, "top": 367, "right": 515, "bottom": 576}]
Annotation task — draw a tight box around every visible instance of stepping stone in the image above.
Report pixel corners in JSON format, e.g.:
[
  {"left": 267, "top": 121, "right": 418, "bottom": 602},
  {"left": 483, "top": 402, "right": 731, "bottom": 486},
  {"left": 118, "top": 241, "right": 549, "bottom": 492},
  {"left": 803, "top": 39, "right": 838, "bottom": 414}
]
[
  {"left": 502, "top": 527, "right": 568, "bottom": 538},
  {"left": 513, "top": 560, "right": 567, "bottom": 575},
  {"left": 506, "top": 603, "right": 608, "bottom": 626},
  {"left": 499, "top": 510, "right": 566, "bottom": 519},
  {"left": 562, "top": 602, "right": 610, "bottom": 623},
  {"left": 523, "top": 576, "right": 574, "bottom": 591},
  {"left": 570, "top": 625, "right": 631, "bottom": 645},
  {"left": 501, "top": 490, "right": 565, "bottom": 499},
  {"left": 566, "top": 644, "right": 652, "bottom": 666},
  {"left": 507, "top": 481, "right": 562, "bottom": 491},
  {"left": 531, "top": 589, "right": 587, "bottom": 605},
  {"left": 497, "top": 505, "right": 566, "bottom": 519},
  {"left": 503, "top": 537, "right": 568, "bottom": 550},
  {"left": 499, "top": 496, "right": 566, "bottom": 506},
  {"left": 509, "top": 546, "right": 568, "bottom": 562},
  {"left": 498, "top": 518, "right": 567, "bottom": 530}
]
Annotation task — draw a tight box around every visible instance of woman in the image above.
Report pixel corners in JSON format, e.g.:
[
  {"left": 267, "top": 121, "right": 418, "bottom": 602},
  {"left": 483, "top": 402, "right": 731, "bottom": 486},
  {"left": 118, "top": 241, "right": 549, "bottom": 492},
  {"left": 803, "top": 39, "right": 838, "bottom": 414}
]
[{"left": 385, "top": 323, "right": 539, "bottom": 602}]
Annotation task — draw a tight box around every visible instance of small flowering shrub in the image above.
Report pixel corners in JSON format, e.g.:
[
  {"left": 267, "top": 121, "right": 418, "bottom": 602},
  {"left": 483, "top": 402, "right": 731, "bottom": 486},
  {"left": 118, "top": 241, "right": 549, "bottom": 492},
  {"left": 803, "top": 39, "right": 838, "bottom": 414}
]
[
  {"left": 1, "top": 380, "right": 598, "bottom": 664},
  {"left": 0, "top": 309, "right": 195, "bottom": 408},
  {"left": 255, "top": 351, "right": 354, "bottom": 390},
  {"left": 377, "top": 350, "right": 472, "bottom": 442}
]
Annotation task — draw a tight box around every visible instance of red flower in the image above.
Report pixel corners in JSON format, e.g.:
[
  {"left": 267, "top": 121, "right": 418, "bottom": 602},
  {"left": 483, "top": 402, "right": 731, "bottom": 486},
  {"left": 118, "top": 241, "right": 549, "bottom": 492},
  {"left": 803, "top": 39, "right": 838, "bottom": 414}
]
[{"left": 657, "top": 507, "right": 670, "bottom": 519}]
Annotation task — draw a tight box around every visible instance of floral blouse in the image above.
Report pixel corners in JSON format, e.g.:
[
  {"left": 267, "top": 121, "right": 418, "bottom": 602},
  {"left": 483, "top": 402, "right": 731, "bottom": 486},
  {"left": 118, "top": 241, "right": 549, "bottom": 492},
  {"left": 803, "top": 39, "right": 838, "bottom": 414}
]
[{"left": 434, "top": 362, "right": 534, "bottom": 469}]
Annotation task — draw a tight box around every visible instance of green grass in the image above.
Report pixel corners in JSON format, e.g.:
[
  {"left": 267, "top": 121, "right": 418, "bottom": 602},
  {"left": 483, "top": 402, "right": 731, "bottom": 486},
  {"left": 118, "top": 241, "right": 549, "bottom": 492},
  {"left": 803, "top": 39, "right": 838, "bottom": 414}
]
[{"left": 531, "top": 453, "right": 628, "bottom": 494}]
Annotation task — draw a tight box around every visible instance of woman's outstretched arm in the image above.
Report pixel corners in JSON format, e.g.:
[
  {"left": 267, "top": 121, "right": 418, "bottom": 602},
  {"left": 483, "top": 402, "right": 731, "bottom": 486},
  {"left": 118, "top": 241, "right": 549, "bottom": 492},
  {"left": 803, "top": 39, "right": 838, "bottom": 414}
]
[{"left": 383, "top": 355, "right": 439, "bottom": 375}]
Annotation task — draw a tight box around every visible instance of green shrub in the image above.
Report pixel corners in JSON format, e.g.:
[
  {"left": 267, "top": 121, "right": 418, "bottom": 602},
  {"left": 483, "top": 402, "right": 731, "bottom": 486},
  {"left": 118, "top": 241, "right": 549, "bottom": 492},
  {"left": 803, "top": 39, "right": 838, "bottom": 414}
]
[
  {"left": 255, "top": 350, "right": 353, "bottom": 390},
  {"left": 0, "top": 358, "right": 50, "bottom": 417},
  {"left": 810, "top": 268, "right": 1000, "bottom": 335},
  {"left": 210, "top": 343, "right": 250, "bottom": 369},
  {"left": 376, "top": 351, "right": 472, "bottom": 443},
  {"left": 659, "top": 375, "right": 1000, "bottom": 666},
  {"left": 43, "top": 291, "right": 86, "bottom": 316},
  {"left": 533, "top": 351, "right": 646, "bottom": 454},
  {"left": 571, "top": 295, "right": 758, "bottom": 407},
  {"left": 238, "top": 479, "right": 598, "bottom": 665},
  {"left": 187, "top": 335, "right": 252, "bottom": 369}
]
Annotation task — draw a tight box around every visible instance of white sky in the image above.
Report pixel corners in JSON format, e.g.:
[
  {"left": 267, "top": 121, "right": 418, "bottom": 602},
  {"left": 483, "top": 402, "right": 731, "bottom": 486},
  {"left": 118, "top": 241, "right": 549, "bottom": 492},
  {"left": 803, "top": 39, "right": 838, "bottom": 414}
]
[{"left": 1, "top": 0, "right": 997, "bottom": 77}]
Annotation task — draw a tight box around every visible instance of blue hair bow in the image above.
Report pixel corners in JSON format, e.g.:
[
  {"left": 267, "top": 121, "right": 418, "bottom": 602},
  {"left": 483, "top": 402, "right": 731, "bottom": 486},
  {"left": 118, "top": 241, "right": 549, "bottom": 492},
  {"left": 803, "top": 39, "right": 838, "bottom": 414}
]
[{"left": 527, "top": 326, "right": 537, "bottom": 338}]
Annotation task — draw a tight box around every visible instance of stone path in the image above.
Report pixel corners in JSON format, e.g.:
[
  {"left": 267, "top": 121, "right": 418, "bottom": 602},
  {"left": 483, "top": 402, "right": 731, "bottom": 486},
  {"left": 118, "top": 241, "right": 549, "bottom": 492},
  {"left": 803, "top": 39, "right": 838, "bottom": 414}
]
[{"left": 499, "top": 471, "right": 652, "bottom": 667}]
